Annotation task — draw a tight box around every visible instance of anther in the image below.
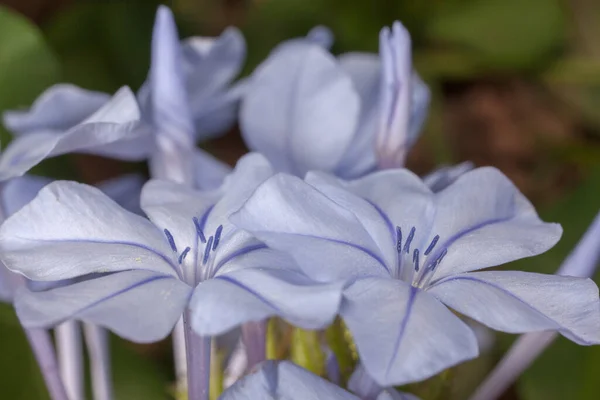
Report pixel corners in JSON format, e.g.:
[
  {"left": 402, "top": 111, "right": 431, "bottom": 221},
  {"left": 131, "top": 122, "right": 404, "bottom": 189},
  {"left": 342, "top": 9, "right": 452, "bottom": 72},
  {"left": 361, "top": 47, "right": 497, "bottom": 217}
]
[
  {"left": 213, "top": 225, "right": 223, "bottom": 250},
  {"left": 403, "top": 226, "right": 415, "bottom": 254},
  {"left": 430, "top": 248, "right": 448, "bottom": 271},
  {"left": 396, "top": 226, "right": 402, "bottom": 252},
  {"left": 164, "top": 229, "right": 177, "bottom": 252},
  {"left": 178, "top": 247, "right": 191, "bottom": 264},
  {"left": 202, "top": 236, "right": 214, "bottom": 265},
  {"left": 413, "top": 248, "right": 420, "bottom": 272},
  {"left": 193, "top": 217, "right": 207, "bottom": 243},
  {"left": 424, "top": 235, "right": 439, "bottom": 256}
]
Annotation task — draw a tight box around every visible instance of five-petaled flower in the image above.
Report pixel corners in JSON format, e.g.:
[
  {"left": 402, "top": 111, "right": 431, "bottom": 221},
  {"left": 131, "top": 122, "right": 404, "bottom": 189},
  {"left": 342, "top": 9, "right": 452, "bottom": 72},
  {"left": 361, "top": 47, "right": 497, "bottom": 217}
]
[
  {"left": 231, "top": 167, "right": 600, "bottom": 386},
  {"left": 0, "top": 154, "right": 342, "bottom": 342}
]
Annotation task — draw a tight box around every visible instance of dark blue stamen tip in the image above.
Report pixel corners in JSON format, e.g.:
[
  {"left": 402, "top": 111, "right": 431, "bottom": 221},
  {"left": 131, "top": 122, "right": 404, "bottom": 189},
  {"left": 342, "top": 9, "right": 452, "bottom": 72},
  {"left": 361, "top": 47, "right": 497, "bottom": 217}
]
[
  {"left": 413, "top": 248, "right": 420, "bottom": 272},
  {"left": 203, "top": 236, "right": 214, "bottom": 265},
  {"left": 395, "top": 226, "right": 402, "bottom": 252},
  {"left": 213, "top": 225, "right": 223, "bottom": 250},
  {"left": 430, "top": 248, "right": 448, "bottom": 272},
  {"left": 164, "top": 229, "right": 177, "bottom": 252},
  {"left": 403, "top": 226, "right": 415, "bottom": 254},
  {"left": 424, "top": 235, "right": 440, "bottom": 256},
  {"left": 193, "top": 217, "right": 207, "bottom": 244},
  {"left": 179, "top": 247, "right": 191, "bottom": 264}
]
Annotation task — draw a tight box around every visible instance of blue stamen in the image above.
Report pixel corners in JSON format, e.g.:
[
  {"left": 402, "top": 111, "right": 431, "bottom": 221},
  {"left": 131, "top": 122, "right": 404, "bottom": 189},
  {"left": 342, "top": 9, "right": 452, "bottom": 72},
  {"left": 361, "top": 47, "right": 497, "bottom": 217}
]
[
  {"left": 430, "top": 248, "right": 448, "bottom": 271},
  {"left": 413, "top": 249, "right": 420, "bottom": 272},
  {"left": 164, "top": 229, "right": 177, "bottom": 252},
  {"left": 424, "top": 235, "right": 440, "bottom": 256},
  {"left": 202, "top": 236, "right": 214, "bottom": 265},
  {"left": 213, "top": 225, "right": 223, "bottom": 250},
  {"left": 403, "top": 226, "right": 415, "bottom": 254},
  {"left": 193, "top": 217, "right": 207, "bottom": 243},
  {"left": 178, "top": 247, "right": 191, "bottom": 264},
  {"left": 396, "top": 226, "right": 402, "bottom": 252}
]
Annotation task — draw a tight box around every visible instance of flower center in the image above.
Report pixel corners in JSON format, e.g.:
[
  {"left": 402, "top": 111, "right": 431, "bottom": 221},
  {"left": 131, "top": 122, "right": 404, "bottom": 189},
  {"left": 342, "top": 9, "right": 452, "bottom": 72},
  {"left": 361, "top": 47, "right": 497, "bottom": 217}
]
[
  {"left": 395, "top": 225, "right": 447, "bottom": 288},
  {"left": 163, "top": 219, "right": 224, "bottom": 286}
]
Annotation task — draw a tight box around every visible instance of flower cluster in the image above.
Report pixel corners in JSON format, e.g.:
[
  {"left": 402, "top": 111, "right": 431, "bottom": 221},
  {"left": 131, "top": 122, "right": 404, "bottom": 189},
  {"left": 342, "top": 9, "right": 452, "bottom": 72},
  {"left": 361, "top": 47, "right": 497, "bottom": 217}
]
[{"left": 0, "top": 6, "right": 599, "bottom": 400}]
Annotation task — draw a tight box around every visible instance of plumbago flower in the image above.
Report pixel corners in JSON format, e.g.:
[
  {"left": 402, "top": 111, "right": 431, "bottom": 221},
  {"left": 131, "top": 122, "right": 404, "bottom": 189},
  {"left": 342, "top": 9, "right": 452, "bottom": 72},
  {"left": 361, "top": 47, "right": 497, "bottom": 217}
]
[
  {"left": 220, "top": 361, "right": 419, "bottom": 400},
  {"left": 231, "top": 167, "right": 600, "bottom": 386},
  {"left": 240, "top": 20, "right": 429, "bottom": 179},
  {"left": 3, "top": 5, "right": 245, "bottom": 189},
  {"left": 0, "top": 154, "right": 342, "bottom": 342}
]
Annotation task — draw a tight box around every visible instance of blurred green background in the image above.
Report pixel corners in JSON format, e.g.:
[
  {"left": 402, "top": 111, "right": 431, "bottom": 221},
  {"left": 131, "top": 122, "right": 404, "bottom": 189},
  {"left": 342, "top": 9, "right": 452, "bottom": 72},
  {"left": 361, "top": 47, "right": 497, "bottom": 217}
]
[{"left": 0, "top": 0, "right": 599, "bottom": 399}]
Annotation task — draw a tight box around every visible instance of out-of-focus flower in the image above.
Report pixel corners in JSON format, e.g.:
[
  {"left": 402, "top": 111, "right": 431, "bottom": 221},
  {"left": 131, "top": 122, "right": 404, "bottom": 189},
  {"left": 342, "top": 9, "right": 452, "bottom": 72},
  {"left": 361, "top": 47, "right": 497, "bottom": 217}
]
[
  {"left": 232, "top": 167, "right": 600, "bottom": 386},
  {"left": 240, "top": 21, "right": 429, "bottom": 179}
]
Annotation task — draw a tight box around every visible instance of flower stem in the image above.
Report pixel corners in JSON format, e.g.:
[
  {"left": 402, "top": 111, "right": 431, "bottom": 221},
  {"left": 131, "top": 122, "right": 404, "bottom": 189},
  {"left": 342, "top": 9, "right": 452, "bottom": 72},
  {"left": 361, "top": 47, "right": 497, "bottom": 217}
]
[
  {"left": 24, "top": 327, "right": 69, "bottom": 400},
  {"left": 173, "top": 317, "right": 188, "bottom": 395},
  {"left": 55, "top": 321, "right": 84, "bottom": 400},
  {"left": 183, "top": 312, "right": 211, "bottom": 400},
  {"left": 83, "top": 323, "right": 113, "bottom": 400},
  {"left": 241, "top": 320, "right": 266, "bottom": 369}
]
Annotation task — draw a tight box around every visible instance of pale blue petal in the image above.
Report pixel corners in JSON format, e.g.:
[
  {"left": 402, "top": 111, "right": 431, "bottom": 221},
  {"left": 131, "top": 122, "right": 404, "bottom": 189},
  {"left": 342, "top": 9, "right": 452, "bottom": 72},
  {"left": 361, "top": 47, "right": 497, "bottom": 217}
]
[
  {"left": 375, "top": 22, "right": 413, "bottom": 168},
  {"left": 221, "top": 360, "right": 360, "bottom": 400},
  {"left": 378, "top": 389, "right": 421, "bottom": 400},
  {"left": 230, "top": 174, "right": 390, "bottom": 282},
  {"left": 148, "top": 6, "right": 195, "bottom": 146},
  {"left": 422, "top": 161, "right": 474, "bottom": 192},
  {"left": 304, "top": 171, "right": 397, "bottom": 268},
  {"left": 96, "top": 174, "right": 145, "bottom": 214},
  {"left": 347, "top": 364, "right": 422, "bottom": 400},
  {"left": 0, "top": 86, "right": 153, "bottom": 180},
  {"left": 408, "top": 71, "right": 430, "bottom": 145},
  {"left": 3, "top": 84, "right": 109, "bottom": 135},
  {"left": 335, "top": 53, "right": 381, "bottom": 178},
  {"left": 193, "top": 149, "right": 232, "bottom": 191},
  {"left": 428, "top": 270, "right": 600, "bottom": 345},
  {"left": 15, "top": 270, "right": 191, "bottom": 342},
  {"left": 1, "top": 175, "right": 50, "bottom": 216},
  {"left": 0, "top": 181, "right": 178, "bottom": 280},
  {"left": 341, "top": 277, "right": 478, "bottom": 386},
  {"left": 306, "top": 25, "right": 334, "bottom": 49},
  {"left": 240, "top": 42, "right": 359, "bottom": 176},
  {"left": 428, "top": 167, "right": 562, "bottom": 281},
  {"left": 192, "top": 88, "right": 240, "bottom": 140},
  {"left": 0, "top": 264, "right": 24, "bottom": 302},
  {"left": 308, "top": 168, "right": 433, "bottom": 238},
  {"left": 183, "top": 27, "right": 245, "bottom": 100},
  {"left": 190, "top": 252, "right": 342, "bottom": 335}
]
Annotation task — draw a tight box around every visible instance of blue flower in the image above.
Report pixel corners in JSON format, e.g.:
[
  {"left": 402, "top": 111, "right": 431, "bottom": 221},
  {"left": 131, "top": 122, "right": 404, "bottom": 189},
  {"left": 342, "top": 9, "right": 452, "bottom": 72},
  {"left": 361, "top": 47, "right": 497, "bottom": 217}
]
[
  {"left": 0, "top": 154, "right": 342, "bottom": 342},
  {"left": 231, "top": 167, "right": 600, "bottom": 386},
  {"left": 240, "top": 21, "right": 429, "bottom": 178},
  {"left": 220, "top": 360, "right": 419, "bottom": 400}
]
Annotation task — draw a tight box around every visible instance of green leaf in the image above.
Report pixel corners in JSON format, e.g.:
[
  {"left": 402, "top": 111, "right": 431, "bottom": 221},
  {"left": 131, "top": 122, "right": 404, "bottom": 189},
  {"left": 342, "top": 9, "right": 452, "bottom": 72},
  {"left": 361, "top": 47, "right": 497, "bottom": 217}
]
[
  {"left": 426, "top": 0, "right": 565, "bottom": 70},
  {"left": 0, "top": 304, "right": 50, "bottom": 400},
  {"left": 0, "top": 6, "right": 60, "bottom": 110}
]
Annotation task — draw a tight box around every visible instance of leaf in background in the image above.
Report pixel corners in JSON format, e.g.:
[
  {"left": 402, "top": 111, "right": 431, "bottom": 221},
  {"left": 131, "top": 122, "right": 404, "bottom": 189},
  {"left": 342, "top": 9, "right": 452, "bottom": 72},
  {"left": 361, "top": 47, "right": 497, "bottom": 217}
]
[
  {"left": 514, "top": 167, "right": 600, "bottom": 400},
  {"left": 0, "top": 304, "right": 50, "bottom": 400},
  {"left": 43, "top": 2, "right": 159, "bottom": 93},
  {"left": 425, "top": 0, "right": 565, "bottom": 71},
  {"left": 111, "top": 337, "right": 171, "bottom": 400},
  {"left": 0, "top": 5, "right": 59, "bottom": 148}
]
